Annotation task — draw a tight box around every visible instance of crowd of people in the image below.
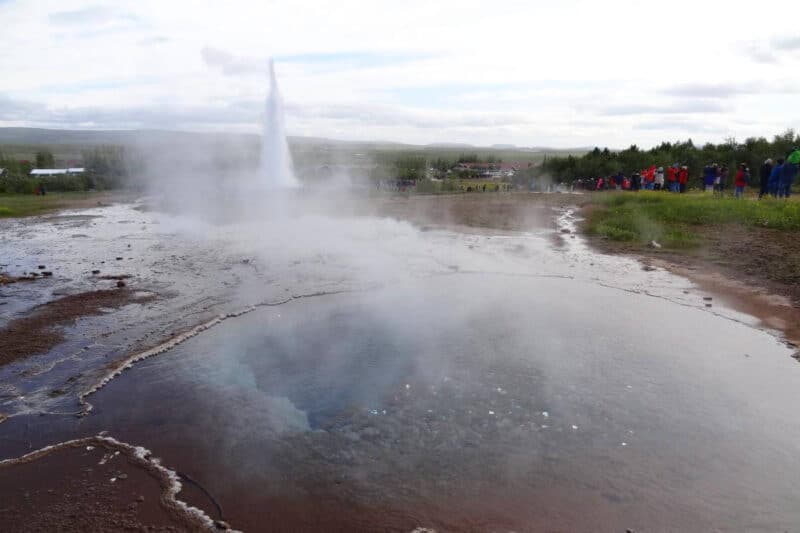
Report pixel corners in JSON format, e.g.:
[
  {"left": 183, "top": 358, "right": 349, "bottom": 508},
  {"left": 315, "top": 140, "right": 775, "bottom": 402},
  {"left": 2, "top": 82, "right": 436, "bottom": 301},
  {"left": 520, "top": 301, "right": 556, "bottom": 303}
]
[
  {"left": 759, "top": 151, "right": 800, "bottom": 199},
  {"left": 573, "top": 146, "right": 800, "bottom": 198},
  {"left": 574, "top": 165, "right": 690, "bottom": 193}
]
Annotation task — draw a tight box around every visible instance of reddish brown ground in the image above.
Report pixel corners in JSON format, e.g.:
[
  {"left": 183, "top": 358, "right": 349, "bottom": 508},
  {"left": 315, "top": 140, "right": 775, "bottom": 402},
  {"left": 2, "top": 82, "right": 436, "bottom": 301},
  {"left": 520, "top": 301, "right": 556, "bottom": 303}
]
[
  {"left": 588, "top": 222, "right": 800, "bottom": 353},
  {"left": 359, "top": 193, "right": 569, "bottom": 232},
  {"left": 0, "top": 272, "right": 39, "bottom": 284},
  {"left": 0, "top": 289, "right": 155, "bottom": 367},
  {"left": 0, "top": 440, "right": 206, "bottom": 532}
]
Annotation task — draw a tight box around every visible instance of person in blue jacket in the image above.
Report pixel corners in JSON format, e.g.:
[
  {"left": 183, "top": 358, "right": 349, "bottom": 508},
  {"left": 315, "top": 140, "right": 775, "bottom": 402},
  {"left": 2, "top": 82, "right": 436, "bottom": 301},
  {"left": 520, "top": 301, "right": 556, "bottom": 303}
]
[
  {"left": 779, "top": 151, "right": 798, "bottom": 198},
  {"left": 768, "top": 159, "right": 783, "bottom": 197},
  {"left": 703, "top": 164, "right": 716, "bottom": 192}
]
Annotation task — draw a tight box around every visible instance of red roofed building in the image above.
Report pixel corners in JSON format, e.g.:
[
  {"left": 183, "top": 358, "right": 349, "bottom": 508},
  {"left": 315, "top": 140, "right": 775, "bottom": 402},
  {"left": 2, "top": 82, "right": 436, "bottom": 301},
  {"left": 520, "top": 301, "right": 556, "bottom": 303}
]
[{"left": 454, "top": 161, "right": 525, "bottom": 179}]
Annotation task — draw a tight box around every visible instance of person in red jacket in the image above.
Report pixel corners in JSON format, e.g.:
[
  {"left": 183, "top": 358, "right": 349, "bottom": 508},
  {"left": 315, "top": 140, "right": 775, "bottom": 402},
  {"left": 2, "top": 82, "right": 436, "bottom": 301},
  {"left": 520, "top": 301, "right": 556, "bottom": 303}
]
[
  {"left": 644, "top": 166, "right": 655, "bottom": 190},
  {"left": 734, "top": 163, "right": 749, "bottom": 199},
  {"left": 666, "top": 166, "right": 677, "bottom": 192},
  {"left": 678, "top": 166, "right": 689, "bottom": 193}
]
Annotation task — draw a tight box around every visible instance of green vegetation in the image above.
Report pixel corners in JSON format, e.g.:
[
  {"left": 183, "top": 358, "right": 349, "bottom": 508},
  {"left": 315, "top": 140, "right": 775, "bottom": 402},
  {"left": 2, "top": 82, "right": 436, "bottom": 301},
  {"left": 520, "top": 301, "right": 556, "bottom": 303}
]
[
  {"left": 35, "top": 149, "right": 55, "bottom": 168},
  {"left": 0, "top": 192, "right": 102, "bottom": 218},
  {"left": 0, "top": 145, "right": 135, "bottom": 193},
  {"left": 410, "top": 179, "right": 509, "bottom": 194},
  {"left": 585, "top": 192, "right": 800, "bottom": 248},
  {"left": 542, "top": 130, "right": 800, "bottom": 187}
]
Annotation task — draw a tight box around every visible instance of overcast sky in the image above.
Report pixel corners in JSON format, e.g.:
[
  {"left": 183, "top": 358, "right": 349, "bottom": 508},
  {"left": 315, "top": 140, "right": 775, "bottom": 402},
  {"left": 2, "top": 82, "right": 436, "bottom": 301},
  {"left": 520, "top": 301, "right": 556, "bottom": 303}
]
[{"left": 1, "top": 0, "right": 798, "bottom": 148}]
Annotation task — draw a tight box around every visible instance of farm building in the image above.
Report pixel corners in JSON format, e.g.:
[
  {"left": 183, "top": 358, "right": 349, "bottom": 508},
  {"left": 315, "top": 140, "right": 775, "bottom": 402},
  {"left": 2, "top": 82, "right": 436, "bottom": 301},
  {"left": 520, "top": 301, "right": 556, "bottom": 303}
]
[{"left": 30, "top": 168, "right": 85, "bottom": 176}]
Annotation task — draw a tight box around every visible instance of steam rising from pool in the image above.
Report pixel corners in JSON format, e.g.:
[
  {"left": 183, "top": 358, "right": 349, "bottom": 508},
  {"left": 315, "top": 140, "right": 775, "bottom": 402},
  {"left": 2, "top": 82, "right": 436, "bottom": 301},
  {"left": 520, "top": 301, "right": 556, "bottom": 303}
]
[{"left": 260, "top": 58, "right": 298, "bottom": 188}]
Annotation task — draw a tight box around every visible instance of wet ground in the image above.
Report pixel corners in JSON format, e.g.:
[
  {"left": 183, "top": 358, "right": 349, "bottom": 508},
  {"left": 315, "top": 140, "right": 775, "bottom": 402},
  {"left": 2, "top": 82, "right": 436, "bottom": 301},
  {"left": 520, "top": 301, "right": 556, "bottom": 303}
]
[{"left": 2, "top": 193, "right": 800, "bottom": 531}]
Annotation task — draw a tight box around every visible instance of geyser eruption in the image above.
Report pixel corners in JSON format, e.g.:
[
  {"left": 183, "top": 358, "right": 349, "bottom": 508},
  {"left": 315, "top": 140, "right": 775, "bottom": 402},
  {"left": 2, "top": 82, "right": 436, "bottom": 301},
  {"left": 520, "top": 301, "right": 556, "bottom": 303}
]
[{"left": 261, "top": 59, "right": 298, "bottom": 188}]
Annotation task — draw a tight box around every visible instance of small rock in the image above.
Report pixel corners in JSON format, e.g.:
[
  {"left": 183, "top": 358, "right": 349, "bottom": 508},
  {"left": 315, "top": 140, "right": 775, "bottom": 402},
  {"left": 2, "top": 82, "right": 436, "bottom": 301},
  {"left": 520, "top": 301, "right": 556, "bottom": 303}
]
[
  {"left": 705, "top": 303, "right": 712, "bottom": 308},
  {"left": 42, "top": 271, "right": 52, "bottom": 277},
  {"left": 115, "top": 257, "right": 123, "bottom": 261},
  {"left": 214, "top": 520, "right": 231, "bottom": 530},
  {"left": 703, "top": 296, "right": 712, "bottom": 301},
  {"left": 92, "top": 270, "right": 100, "bottom": 275},
  {"left": 642, "top": 265, "right": 656, "bottom": 272},
  {"left": 38, "top": 265, "right": 46, "bottom": 269},
  {"left": 648, "top": 240, "right": 662, "bottom": 249},
  {"left": 116, "top": 280, "right": 126, "bottom": 288},
  {"left": 560, "top": 228, "right": 571, "bottom": 234},
  {"left": 127, "top": 244, "right": 131, "bottom": 248},
  {"left": 117, "top": 473, "right": 128, "bottom": 480},
  {"left": 136, "top": 495, "right": 145, "bottom": 502}
]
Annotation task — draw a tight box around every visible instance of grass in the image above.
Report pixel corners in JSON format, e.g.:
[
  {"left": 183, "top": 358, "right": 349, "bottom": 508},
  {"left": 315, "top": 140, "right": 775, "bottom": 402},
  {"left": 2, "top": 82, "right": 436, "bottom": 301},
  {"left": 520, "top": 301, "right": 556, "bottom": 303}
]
[
  {"left": 584, "top": 191, "right": 800, "bottom": 248},
  {"left": 0, "top": 191, "right": 106, "bottom": 218}
]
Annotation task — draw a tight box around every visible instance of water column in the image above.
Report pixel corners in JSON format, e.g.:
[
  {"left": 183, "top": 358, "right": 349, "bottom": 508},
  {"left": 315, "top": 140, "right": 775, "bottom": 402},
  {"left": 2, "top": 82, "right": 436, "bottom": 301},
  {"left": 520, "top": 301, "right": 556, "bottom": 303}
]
[{"left": 261, "top": 59, "right": 299, "bottom": 188}]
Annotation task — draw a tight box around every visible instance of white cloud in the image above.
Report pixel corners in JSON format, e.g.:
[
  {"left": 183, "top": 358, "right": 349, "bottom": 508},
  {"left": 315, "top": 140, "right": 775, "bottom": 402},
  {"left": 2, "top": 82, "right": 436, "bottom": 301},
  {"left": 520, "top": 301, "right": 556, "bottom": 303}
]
[{"left": 0, "top": 0, "right": 798, "bottom": 148}]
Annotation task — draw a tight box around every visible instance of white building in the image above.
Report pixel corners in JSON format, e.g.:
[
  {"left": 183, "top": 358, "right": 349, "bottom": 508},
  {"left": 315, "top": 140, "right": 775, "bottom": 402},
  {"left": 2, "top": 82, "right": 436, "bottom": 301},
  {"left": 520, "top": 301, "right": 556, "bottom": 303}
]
[{"left": 30, "top": 168, "right": 85, "bottom": 176}]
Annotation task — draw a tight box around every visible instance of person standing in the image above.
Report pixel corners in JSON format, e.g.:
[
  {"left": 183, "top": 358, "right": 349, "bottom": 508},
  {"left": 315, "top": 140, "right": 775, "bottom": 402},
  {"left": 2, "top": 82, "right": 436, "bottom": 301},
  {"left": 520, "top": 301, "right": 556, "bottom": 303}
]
[
  {"left": 734, "top": 163, "right": 748, "bottom": 199},
  {"left": 769, "top": 159, "right": 784, "bottom": 197},
  {"left": 632, "top": 172, "right": 641, "bottom": 191},
  {"left": 779, "top": 149, "right": 799, "bottom": 198},
  {"left": 703, "top": 164, "right": 715, "bottom": 192},
  {"left": 787, "top": 146, "right": 800, "bottom": 166},
  {"left": 679, "top": 166, "right": 689, "bottom": 193},
  {"left": 666, "top": 166, "right": 674, "bottom": 192},
  {"left": 718, "top": 165, "right": 729, "bottom": 196},
  {"left": 759, "top": 159, "right": 773, "bottom": 198},
  {"left": 780, "top": 146, "right": 800, "bottom": 198},
  {"left": 654, "top": 167, "right": 665, "bottom": 191}
]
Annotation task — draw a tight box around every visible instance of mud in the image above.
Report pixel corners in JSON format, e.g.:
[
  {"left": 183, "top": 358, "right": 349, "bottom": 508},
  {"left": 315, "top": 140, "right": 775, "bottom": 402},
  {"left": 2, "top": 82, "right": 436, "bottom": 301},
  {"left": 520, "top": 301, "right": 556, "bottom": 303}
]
[
  {"left": 0, "top": 272, "right": 39, "bottom": 285},
  {"left": 0, "top": 289, "right": 155, "bottom": 367},
  {"left": 0, "top": 435, "right": 230, "bottom": 532},
  {"left": 361, "top": 193, "right": 564, "bottom": 232}
]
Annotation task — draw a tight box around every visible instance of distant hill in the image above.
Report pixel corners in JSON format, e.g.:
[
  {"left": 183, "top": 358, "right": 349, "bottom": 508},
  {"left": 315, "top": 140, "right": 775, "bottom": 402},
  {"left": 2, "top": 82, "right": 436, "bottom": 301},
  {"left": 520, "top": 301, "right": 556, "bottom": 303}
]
[
  {"left": 0, "top": 127, "right": 257, "bottom": 146},
  {"left": 0, "top": 128, "right": 592, "bottom": 159}
]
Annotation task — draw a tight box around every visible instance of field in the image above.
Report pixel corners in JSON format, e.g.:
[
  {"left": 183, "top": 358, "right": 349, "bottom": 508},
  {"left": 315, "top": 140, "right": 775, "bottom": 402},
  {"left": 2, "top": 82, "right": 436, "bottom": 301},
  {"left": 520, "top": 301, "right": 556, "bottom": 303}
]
[
  {"left": 583, "top": 190, "right": 800, "bottom": 313},
  {"left": 0, "top": 191, "right": 130, "bottom": 218},
  {"left": 585, "top": 191, "right": 800, "bottom": 248}
]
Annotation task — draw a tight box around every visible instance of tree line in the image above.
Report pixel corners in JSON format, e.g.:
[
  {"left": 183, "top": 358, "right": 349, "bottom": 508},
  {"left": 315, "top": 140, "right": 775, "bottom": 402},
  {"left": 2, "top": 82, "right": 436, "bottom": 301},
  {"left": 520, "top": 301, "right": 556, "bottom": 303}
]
[
  {"left": 539, "top": 130, "right": 800, "bottom": 186},
  {"left": 0, "top": 146, "right": 138, "bottom": 193}
]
